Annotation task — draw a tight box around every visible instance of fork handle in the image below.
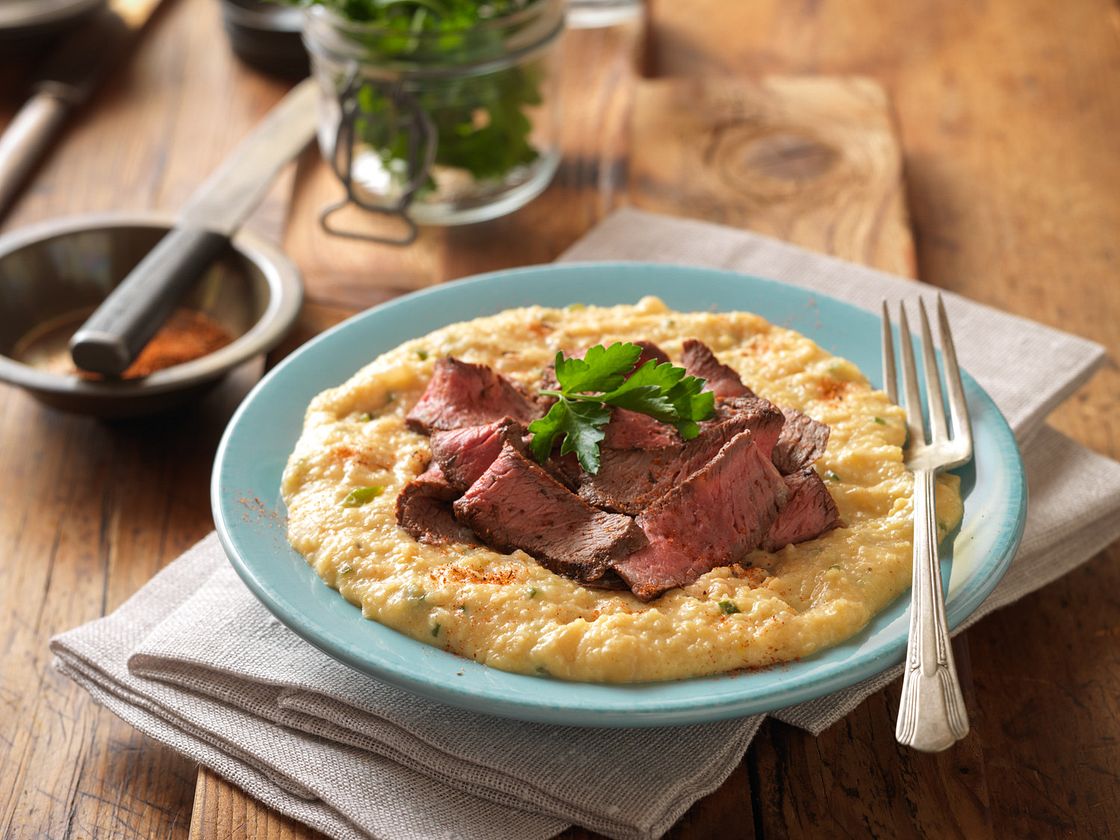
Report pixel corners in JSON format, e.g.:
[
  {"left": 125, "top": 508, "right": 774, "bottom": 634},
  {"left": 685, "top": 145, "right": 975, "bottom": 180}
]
[{"left": 895, "top": 468, "right": 970, "bottom": 752}]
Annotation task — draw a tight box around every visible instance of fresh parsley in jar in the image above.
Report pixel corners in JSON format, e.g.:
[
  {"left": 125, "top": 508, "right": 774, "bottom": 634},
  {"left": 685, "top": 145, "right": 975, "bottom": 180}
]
[{"left": 294, "top": 0, "right": 564, "bottom": 234}]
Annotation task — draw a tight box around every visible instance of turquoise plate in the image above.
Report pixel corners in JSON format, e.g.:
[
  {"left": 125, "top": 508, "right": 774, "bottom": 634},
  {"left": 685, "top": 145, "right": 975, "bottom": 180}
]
[{"left": 212, "top": 263, "right": 1026, "bottom": 727}]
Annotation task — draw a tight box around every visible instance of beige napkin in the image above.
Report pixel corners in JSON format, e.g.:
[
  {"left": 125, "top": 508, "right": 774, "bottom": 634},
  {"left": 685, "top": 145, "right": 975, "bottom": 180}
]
[{"left": 52, "top": 209, "right": 1120, "bottom": 839}]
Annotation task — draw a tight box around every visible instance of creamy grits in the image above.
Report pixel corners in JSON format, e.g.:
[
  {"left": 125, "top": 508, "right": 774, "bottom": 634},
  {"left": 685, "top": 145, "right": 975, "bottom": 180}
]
[{"left": 281, "top": 297, "right": 963, "bottom": 683}]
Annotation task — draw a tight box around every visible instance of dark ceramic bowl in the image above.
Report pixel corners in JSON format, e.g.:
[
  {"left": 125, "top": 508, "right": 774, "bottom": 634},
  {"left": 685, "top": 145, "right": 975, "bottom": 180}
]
[{"left": 0, "top": 213, "right": 302, "bottom": 417}]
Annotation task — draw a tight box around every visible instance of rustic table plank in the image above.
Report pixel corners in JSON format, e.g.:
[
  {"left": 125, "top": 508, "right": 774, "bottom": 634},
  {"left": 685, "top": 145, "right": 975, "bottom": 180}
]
[{"left": 0, "top": 0, "right": 287, "bottom": 838}]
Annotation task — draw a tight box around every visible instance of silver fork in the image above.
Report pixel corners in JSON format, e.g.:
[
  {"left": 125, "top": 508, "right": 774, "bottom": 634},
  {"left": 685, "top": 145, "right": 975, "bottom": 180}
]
[{"left": 881, "top": 296, "right": 973, "bottom": 752}]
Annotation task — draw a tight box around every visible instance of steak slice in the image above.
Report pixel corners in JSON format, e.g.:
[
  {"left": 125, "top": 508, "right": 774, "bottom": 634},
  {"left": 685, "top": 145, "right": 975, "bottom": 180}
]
[
  {"left": 579, "top": 395, "right": 784, "bottom": 514},
  {"left": 612, "top": 431, "right": 789, "bottom": 601},
  {"left": 453, "top": 443, "right": 648, "bottom": 584},
  {"left": 708, "top": 396, "right": 785, "bottom": 461},
  {"left": 634, "top": 340, "right": 671, "bottom": 366},
  {"left": 429, "top": 417, "right": 528, "bottom": 492},
  {"left": 407, "top": 357, "right": 539, "bottom": 433},
  {"left": 395, "top": 463, "right": 477, "bottom": 546},
  {"left": 771, "top": 408, "right": 830, "bottom": 474},
  {"left": 602, "top": 409, "right": 679, "bottom": 450},
  {"left": 681, "top": 339, "right": 753, "bottom": 399},
  {"left": 763, "top": 468, "right": 844, "bottom": 551}
]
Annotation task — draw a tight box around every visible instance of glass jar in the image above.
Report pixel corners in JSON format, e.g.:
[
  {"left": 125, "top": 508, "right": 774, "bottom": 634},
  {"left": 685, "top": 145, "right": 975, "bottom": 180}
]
[
  {"left": 566, "top": 0, "right": 642, "bottom": 29},
  {"left": 303, "top": 1, "right": 564, "bottom": 240}
]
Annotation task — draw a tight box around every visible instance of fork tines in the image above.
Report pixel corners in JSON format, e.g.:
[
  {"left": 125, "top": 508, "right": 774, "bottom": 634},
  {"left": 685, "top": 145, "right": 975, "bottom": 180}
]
[{"left": 881, "top": 296, "right": 972, "bottom": 464}]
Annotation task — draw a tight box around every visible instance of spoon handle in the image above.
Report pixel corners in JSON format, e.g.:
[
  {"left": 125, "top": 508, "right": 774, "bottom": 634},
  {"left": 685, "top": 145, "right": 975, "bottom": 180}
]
[{"left": 69, "top": 227, "right": 229, "bottom": 376}]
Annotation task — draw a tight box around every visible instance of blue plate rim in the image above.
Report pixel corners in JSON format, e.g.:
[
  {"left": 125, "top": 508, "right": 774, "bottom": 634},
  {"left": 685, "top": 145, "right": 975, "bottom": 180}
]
[{"left": 212, "top": 261, "right": 1027, "bottom": 727}]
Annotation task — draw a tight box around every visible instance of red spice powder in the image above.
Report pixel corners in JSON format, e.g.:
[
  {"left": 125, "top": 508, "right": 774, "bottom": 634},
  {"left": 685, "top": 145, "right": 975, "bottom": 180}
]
[{"left": 79, "top": 309, "right": 233, "bottom": 380}]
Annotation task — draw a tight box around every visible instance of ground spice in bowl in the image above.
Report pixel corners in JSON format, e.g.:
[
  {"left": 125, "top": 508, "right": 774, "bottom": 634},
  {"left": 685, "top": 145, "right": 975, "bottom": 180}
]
[{"left": 79, "top": 309, "right": 234, "bottom": 380}]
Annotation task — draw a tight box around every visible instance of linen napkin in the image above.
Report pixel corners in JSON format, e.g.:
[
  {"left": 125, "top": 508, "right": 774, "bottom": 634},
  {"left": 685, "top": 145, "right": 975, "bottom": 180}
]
[{"left": 52, "top": 209, "right": 1120, "bottom": 840}]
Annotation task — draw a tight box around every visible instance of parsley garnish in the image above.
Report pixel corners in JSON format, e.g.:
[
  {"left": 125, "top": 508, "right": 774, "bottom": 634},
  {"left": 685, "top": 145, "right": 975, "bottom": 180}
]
[
  {"left": 824, "top": 470, "right": 842, "bottom": 483},
  {"left": 281, "top": 1, "right": 545, "bottom": 186},
  {"left": 528, "top": 343, "right": 715, "bottom": 474},
  {"left": 431, "top": 623, "right": 441, "bottom": 637},
  {"left": 718, "top": 600, "right": 741, "bottom": 615},
  {"left": 873, "top": 416, "right": 886, "bottom": 425},
  {"left": 342, "top": 486, "right": 385, "bottom": 507}
]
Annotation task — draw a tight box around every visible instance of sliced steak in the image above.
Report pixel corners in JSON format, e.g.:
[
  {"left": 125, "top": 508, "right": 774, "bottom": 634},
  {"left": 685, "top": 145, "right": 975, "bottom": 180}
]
[
  {"left": 612, "top": 431, "right": 789, "bottom": 601},
  {"left": 407, "top": 357, "right": 539, "bottom": 433},
  {"left": 771, "top": 408, "right": 830, "bottom": 474},
  {"left": 763, "top": 468, "right": 843, "bottom": 551},
  {"left": 633, "top": 340, "right": 671, "bottom": 367},
  {"left": 708, "top": 396, "right": 785, "bottom": 461},
  {"left": 395, "top": 463, "right": 477, "bottom": 546},
  {"left": 602, "top": 409, "right": 679, "bottom": 450},
  {"left": 583, "top": 569, "right": 630, "bottom": 591},
  {"left": 453, "top": 443, "right": 647, "bottom": 584},
  {"left": 544, "top": 449, "right": 583, "bottom": 490},
  {"left": 429, "top": 417, "right": 528, "bottom": 492},
  {"left": 681, "top": 339, "right": 753, "bottom": 399},
  {"left": 580, "top": 396, "right": 783, "bottom": 514}
]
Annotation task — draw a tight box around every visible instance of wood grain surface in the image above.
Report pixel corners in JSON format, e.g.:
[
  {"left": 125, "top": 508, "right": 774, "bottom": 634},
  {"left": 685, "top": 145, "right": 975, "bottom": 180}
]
[
  {"left": 629, "top": 75, "right": 915, "bottom": 276},
  {"left": 0, "top": 0, "right": 1117, "bottom": 838}
]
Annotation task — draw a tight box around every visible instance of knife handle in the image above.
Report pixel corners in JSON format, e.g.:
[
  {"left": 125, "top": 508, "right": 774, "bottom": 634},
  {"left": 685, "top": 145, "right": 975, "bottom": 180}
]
[
  {"left": 0, "top": 92, "right": 70, "bottom": 221},
  {"left": 69, "top": 227, "right": 230, "bottom": 376}
]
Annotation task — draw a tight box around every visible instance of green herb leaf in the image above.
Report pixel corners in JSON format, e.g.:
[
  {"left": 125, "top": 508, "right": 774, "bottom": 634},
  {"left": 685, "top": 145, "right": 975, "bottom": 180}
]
[
  {"left": 527, "top": 398, "right": 611, "bottom": 474},
  {"left": 824, "top": 470, "right": 841, "bottom": 483},
  {"left": 555, "top": 343, "right": 643, "bottom": 394},
  {"left": 356, "top": 412, "right": 373, "bottom": 422},
  {"left": 342, "top": 485, "right": 385, "bottom": 507},
  {"left": 527, "top": 586, "right": 538, "bottom": 598},
  {"left": 873, "top": 416, "right": 886, "bottom": 425},
  {"left": 718, "top": 600, "right": 741, "bottom": 615},
  {"left": 431, "top": 622, "right": 441, "bottom": 637},
  {"left": 528, "top": 343, "right": 716, "bottom": 474}
]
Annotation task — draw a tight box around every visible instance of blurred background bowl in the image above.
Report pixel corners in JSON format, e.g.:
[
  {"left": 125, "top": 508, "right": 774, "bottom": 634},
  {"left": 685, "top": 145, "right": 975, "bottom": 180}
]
[
  {"left": 0, "top": 0, "right": 106, "bottom": 52},
  {"left": 0, "top": 213, "right": 302, "bottom": 417},
  {"left": 219, "top": 0, "right": 308, "bottom": 79}
]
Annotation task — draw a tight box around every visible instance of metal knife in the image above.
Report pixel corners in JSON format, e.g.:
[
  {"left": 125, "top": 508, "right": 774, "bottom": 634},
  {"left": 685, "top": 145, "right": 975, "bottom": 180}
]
[
  {"left": 69, "top": 78, "right": 318, "bottom": 376},
  {"left": 0, "top": 0, "right": 167, "bottom": 221}
]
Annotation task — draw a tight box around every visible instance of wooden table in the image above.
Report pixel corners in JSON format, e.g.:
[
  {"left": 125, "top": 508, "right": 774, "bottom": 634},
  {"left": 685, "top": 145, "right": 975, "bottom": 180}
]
[{"left": 2, "top": 0, "right": 1118, "bottom": 837}]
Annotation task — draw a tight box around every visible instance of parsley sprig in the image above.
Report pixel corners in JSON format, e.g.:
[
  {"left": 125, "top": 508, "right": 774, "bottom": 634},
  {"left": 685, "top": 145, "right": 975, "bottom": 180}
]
[
  {"left": 528, "top": 343, "right": 716, "bottom": 474},
  {"left": 287, "top": 0, "right": 545, "bottom": 185}
]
